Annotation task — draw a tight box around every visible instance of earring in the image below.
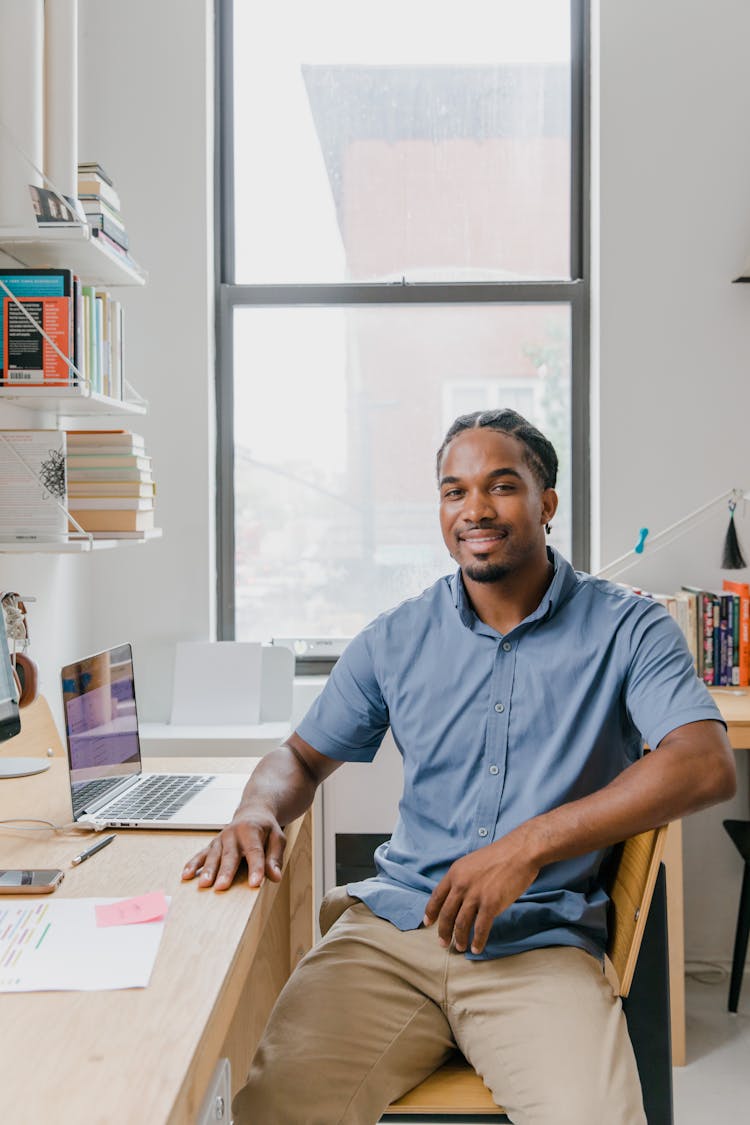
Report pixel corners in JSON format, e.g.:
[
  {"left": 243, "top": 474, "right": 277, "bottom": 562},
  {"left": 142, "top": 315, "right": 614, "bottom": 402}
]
[{"left": 545, "top": 523, "right": 552, "bottom": 535}]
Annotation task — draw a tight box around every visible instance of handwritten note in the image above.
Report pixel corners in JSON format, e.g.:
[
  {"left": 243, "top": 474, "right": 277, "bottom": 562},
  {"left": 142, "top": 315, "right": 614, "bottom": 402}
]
[{"left": 95, "top": 891, "right": 168, "bottom": 928}]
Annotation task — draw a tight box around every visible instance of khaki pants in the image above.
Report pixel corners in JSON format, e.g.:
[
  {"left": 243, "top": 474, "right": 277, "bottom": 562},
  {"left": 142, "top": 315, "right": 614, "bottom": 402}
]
[{"left": 233, "top": 887, "right": 646, "bottom": 1125}]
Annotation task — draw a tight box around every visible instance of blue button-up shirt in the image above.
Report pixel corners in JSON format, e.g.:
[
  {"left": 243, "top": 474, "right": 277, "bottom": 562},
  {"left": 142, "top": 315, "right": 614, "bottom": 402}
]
[{"left": 297, "top": 548, "right": 723, "bottom": 961}]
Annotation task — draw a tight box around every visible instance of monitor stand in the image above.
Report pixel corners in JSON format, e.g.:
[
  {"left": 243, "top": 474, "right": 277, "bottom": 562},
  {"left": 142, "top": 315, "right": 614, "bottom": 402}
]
[{"left": 0, "top": 758, "right": 50, "bottom": 778}]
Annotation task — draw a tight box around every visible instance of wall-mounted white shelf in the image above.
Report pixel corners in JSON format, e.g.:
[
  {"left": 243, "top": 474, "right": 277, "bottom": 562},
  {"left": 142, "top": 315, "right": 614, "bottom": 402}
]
[
  {"left": 0, "top": 384, "right": 146, "bottom": 417},
  {"left": 0, "top": 529, "right": 162, "bottom": 553},
  {"left": 0, "top": 224, "right": 146, "bottom": 287}
]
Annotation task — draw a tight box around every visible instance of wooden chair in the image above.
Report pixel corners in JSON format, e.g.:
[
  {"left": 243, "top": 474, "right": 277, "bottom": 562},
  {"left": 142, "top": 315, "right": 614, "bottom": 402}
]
[{"left": 383, "top": 824, "right": 670, "bottom": 1122}]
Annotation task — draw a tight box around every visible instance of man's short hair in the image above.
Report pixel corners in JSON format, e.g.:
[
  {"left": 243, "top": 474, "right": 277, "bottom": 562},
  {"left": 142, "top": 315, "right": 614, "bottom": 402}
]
[{"left": 436, "top": 409, "right": 558, "bottom": 491}]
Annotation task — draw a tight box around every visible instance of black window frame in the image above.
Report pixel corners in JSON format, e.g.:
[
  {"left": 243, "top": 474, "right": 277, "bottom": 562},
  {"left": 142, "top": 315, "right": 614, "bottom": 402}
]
[{"left": 214, "top": 0, "right": 590, "bottom": 642}]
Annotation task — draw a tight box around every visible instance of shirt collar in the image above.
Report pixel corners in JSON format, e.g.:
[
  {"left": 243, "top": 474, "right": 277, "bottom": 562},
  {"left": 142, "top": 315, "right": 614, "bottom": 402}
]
[{"left": 450, "top": 546, "right": 579, "bottom": 634}]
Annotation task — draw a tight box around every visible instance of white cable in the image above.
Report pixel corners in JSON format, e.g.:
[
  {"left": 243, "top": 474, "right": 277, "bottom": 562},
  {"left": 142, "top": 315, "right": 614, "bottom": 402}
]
[{"left": 0, "top": 817, "right": 93, "bottom": 834}]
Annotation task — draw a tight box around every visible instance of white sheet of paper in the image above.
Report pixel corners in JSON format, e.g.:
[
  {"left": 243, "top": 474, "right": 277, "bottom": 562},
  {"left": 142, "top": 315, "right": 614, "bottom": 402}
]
[{"left": 0, "top": 897, "right": 168, "bottom": 992}]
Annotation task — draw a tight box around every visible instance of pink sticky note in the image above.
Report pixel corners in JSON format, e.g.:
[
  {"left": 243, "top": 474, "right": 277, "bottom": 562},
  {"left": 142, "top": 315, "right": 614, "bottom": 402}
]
[{"left": 95, "top": 891, "right": 169, "bottom": 928}]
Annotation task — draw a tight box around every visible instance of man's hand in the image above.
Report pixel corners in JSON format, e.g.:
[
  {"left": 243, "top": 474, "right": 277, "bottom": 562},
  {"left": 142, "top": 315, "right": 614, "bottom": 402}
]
[
  {"left": 181, "top": 734, "right": 340, "bottom": 893},
  {"left": 423, "top": 827, "right": 539, "bottom": 955},
  {"left": 181, "top": 805, "right": 286, "bottom": 892}
]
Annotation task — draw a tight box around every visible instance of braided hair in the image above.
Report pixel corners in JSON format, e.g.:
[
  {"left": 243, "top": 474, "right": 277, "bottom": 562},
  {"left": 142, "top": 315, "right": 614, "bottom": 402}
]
[{"left": 436, "top": 409, "right": 558, "bottom": 492}]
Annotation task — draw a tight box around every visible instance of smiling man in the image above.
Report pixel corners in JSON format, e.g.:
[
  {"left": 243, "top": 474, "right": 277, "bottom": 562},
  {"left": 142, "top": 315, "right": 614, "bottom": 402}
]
[{"left": 184, "top": 409, "right": 736, "bottom": 1125}]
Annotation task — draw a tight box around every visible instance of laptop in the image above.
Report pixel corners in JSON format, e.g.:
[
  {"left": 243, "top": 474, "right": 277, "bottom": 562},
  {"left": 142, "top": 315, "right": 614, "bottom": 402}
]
[{"left": 61, "top": 643, "right": 252, "bottom": 830}]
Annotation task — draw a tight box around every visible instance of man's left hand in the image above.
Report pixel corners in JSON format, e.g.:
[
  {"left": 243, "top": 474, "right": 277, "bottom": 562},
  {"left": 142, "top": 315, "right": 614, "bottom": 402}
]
[{"left": 422, "top": 828, "right": 540, "bottom": 955}]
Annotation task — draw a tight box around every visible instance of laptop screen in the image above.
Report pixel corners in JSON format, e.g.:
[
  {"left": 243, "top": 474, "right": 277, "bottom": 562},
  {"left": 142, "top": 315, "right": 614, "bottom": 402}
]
[{"left": 61, "top": 644, "right": 142, "bottom": 816}]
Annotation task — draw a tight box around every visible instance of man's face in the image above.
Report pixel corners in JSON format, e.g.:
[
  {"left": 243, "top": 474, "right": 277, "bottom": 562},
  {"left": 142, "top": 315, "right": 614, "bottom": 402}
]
[{"left": 438, "top": 428, "right": 557, "bottom": 583}]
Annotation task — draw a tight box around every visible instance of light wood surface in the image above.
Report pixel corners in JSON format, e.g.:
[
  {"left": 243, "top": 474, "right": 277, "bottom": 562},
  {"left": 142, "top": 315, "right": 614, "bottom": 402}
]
[
  {"left": 387, "top": 1053, "right": 498, "bottom": 1114},
  {"left": 607, "top": 825, "right": 667, "bottom": 996},
  {"left": 0, "top": 756, "right": 313, "bottom": 1124},
  {"left": 709, "top": 687, "right": 750, "bottom": 749},
  {"left": 663, "top": 818, "right": 685, "bottom": 1065},
  {"left": 14, "top": 694, "right": 66, "bottom": 758}
]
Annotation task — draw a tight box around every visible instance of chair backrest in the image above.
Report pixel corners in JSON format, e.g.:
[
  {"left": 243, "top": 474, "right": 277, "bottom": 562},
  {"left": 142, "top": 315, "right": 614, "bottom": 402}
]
[
  {"left": 606, "top": 824, "right": 668, "bottom": 997},
  {"left": 12, "top": 695, "right": 65, "bottom": 759}
]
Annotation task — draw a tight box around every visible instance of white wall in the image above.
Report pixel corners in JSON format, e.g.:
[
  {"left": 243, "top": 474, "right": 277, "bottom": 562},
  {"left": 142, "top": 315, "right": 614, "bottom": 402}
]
[
  {"left": 2, "top": 2, "right": 215, "bottom": 731},
  {"left": 597, "top": 0, "right": 750, "bottom": 963},
  {"left": 77, "top": 0, "right": 215, "bottom": 721}
]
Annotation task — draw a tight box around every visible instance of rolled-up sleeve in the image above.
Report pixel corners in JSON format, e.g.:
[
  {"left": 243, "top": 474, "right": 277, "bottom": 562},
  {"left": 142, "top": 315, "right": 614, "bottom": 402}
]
[
  {"left": 623, "top": 602, "right": 725, "bottom": 749},
  {"left": 296, "top": 624, "right": 389, "bottom": 761}
]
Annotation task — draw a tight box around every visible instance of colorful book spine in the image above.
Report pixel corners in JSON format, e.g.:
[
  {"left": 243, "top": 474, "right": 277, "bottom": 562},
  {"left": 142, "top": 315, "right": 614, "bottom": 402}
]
[
  {"left": 723, "top": 579, "right": 750, "bottom": 686},
  {"left": 703, "top": 593, "right": 715, "bottom": 686}
]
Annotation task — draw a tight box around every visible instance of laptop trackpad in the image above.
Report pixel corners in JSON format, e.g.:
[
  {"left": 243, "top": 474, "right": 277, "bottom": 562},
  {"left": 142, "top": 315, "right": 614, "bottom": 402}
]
[{"left": 168, "top": 773, "right": 250, "bottom": 828}]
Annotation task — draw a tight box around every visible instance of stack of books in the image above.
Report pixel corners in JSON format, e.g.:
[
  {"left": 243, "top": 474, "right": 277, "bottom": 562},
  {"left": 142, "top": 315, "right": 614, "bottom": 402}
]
[
  {"left": 0, "top": 267, "right": 124, "bottom": 398},
  {"left": 77, "top": 162, "right": 136, "bottom": 268},
  {"left": 66, "top": 430, "right": 157, "bottom": 539},
  {"left": 624, "top": 581, "right": 750, "bottom": 687}
]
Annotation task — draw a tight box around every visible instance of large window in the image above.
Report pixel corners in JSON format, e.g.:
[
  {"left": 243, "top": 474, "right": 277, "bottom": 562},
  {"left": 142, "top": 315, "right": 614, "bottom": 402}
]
[{"left": 217, "top": 0, "right": 588, "bottom": 641}]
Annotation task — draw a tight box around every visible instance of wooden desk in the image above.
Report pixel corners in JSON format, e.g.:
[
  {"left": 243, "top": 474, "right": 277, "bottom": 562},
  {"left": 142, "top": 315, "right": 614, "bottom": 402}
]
[
  {"left": 0, "top": 757, "right": 313, "bottom": 1123},
  {"left": 709, "top": 687, "right": 750, "bottom": 749},
  {"left": 665, "top": 688, "right": 750, "bottom": 1066}
]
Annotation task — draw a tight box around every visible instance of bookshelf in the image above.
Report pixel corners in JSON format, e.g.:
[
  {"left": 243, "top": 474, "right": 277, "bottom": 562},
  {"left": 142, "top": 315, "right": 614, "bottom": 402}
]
[
  {"left": 0, "top": 384, "right": 146, "bottom": 417},
  {"left": 0, "top": 224, "right": 146, "bottom": 288},
  {"left": 0, "top": 530, "right": 163, "bottom": 554},
  {"left": 0, "top": 218, "right": 159, "bottom": 552}
]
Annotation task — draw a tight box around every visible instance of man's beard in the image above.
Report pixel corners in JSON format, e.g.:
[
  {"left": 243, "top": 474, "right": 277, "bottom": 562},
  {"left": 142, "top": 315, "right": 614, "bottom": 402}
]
[{"left": 462, "top": 560, "right": 512, "bottom": 583}]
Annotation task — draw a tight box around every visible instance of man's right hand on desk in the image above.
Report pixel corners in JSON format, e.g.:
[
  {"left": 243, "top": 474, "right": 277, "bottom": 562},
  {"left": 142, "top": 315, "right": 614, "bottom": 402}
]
[
  {"left": 181, "top": 734, "right": 338, "bottom": 892},
  {"left": 181, "top": 804, "right": 287, "bottom": 891}
]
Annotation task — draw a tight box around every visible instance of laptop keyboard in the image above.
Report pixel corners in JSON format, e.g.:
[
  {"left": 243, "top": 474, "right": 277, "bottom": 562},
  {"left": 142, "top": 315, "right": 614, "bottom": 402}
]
[
  {"left": 103, "top": 774, "right": 214, "bottom": 821},
  {"left": 75, "top": 777, "right": 122, "bottom": 809}
]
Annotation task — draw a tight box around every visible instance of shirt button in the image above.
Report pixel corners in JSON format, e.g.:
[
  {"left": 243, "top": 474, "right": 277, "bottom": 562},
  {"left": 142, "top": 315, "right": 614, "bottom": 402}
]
[
  {"left": 502, "top": 641, "right": 512, "bottom": 652},
  {"left": 494, "top": 702, "right": 504, "bottom": 713},
  {"left": 478, "top": 827, "right": 489, "bottom": 838},
  {"left": 489, "top": 765, "right": 499, "bottom": 775}
]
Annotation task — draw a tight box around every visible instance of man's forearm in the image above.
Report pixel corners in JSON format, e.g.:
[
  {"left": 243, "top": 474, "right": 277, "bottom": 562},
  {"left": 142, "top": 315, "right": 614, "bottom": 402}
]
[
  {"left": 523, "top": 724, "right": 736, "bottom": 869},
  {"left": 237, "top": 743, "right": 320, "bottom": 827}
]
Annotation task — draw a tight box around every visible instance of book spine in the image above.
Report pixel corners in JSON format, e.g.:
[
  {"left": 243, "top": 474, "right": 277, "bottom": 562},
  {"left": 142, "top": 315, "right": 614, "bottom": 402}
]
[
  {"left": 702, "top": 594, "right": 715, "bottom": 686},
  {"left": 685, "top": 593, "right": 698, "bottom": 673},
  {"left": 716, "top": 596, "right": 727, "bottom": 687},
  {"left": 732, "top": 594, "right": 740, "bottom": 685},
  {"left": 86, "top": 213, "right": 129, "bottom": 250},
  {"left": 740, "top": 596, "right": 750, "bottom": 686},
  {"left": 680, "top": 589, "right": 700, "bottom": 677},
  {"left": 73, "top": 276, "right": 82, "bottom": 384},
  {"left": 94, "top": 295, "right": 102, "bottom": 394},
  {"left": 82, "top": 287, "right": 95, "bottom": 391}
]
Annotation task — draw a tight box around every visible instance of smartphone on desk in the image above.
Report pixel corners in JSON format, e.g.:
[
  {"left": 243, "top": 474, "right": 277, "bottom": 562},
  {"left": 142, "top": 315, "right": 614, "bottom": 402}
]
[{"left": 0, "top": 869, "right": 64, "bottom": 894}]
